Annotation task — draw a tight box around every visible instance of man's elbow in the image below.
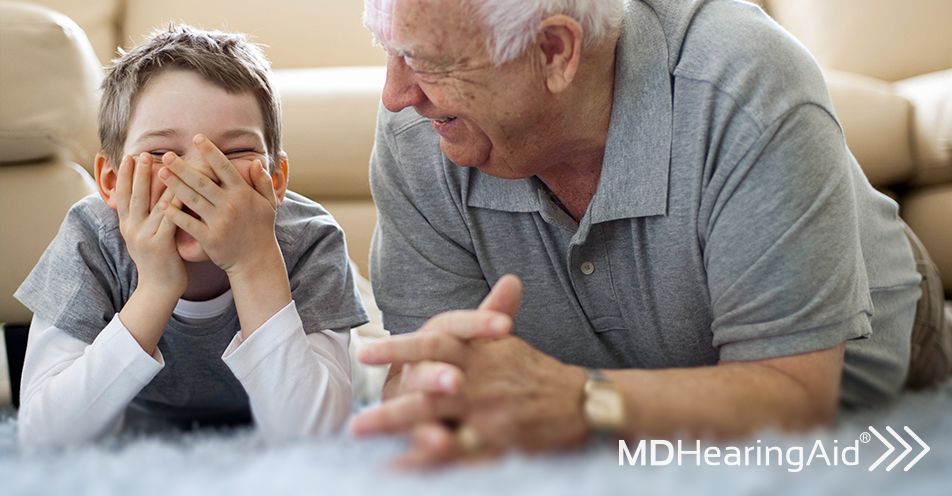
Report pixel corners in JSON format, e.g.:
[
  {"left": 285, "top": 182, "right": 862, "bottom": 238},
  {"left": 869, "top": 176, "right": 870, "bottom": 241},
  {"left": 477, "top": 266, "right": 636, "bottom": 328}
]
[{"left": 746, "top": 343, "right": 846, "bottom": 432}]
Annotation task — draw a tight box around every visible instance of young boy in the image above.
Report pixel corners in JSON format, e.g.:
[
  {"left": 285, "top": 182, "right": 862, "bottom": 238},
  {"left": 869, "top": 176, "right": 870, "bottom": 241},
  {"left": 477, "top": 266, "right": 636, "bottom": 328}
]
[{"left": 14, "top": 24, "right": 368, "bottom": 447}]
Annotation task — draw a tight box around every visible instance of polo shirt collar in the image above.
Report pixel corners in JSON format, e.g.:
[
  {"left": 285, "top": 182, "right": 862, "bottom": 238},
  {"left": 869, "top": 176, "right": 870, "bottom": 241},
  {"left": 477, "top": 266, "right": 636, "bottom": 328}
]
[
  {"left": 467, "top": 1, "right": 681, "bottom": 221},
  {"left": 589, "top": 0, "right": 677, "bottom": 223},
  {"left": 467, "top": 171, "right": 540, "bottom": 212}
]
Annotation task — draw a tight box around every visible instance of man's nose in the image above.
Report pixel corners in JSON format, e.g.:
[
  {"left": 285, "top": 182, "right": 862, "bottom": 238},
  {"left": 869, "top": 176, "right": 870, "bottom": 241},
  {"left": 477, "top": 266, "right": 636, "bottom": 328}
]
[{"left": 381, "top": 54, "right": 426, "bottom": 113}]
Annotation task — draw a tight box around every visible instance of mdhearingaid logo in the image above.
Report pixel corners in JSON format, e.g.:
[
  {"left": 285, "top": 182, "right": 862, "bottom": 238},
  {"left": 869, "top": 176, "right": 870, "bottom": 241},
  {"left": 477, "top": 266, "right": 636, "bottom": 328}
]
[{"left": 619, "top": 426, "right": 930, "bottom": 472}]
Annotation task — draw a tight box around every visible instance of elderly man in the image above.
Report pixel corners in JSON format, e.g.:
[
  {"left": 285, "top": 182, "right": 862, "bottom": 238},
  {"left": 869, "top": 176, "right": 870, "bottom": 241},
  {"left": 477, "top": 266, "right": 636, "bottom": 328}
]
[{"left": 351, "top": 0, "right": 950, "bottom": 466}]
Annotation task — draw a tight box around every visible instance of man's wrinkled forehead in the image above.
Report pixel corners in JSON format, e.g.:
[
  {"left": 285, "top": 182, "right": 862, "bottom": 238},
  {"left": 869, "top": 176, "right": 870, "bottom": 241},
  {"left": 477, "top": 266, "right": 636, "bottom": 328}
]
[{"left": 364, "top": 0, "right": 480, "bottom": 54}]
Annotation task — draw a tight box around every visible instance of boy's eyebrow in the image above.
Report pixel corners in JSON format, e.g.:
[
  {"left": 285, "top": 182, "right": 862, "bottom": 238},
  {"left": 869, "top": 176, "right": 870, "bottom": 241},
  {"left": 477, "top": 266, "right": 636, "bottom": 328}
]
[
  {"left": 218, "top": 129, "right": 265, "bottom": 142},
  {"left": 132, "top": 128, "right": 178, "bottom": 143},
  {"left": 131, "top": 128, "right": 263, "bottom": 145}
]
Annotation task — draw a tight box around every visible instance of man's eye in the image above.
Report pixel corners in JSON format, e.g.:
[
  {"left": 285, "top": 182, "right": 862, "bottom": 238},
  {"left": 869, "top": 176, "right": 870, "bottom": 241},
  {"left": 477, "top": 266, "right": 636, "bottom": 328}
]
[
  {"left": 149, "top": 150, "right": 171, "bottom": 157},
  {"left": 404, "top": 57, "right": 433, "bottom": 73}
]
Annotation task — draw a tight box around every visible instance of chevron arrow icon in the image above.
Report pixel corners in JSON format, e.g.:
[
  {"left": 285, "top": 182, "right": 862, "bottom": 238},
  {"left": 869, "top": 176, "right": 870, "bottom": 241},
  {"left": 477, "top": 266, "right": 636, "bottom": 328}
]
[
  {"left": 885, "top": 426, "right": 911, "bottom": 471},
  {"left": 867, "top": 426, "right": 930, "bottom": 471},
  {"left": 903, "top": 426, "right": 930, "bottom": 471},
  {"left": 868, "top": 426, "right": 894, "bottom": 471}
]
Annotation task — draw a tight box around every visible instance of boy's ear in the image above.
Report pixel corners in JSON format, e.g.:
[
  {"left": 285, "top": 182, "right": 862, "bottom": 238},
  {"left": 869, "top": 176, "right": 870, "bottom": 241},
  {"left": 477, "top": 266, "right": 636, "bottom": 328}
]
[
  {"left": 271, "top": 151, "right": 290, "bottom": 204},
  {"left": 95, "top": 153, "right": 120, "bottom": 209}
]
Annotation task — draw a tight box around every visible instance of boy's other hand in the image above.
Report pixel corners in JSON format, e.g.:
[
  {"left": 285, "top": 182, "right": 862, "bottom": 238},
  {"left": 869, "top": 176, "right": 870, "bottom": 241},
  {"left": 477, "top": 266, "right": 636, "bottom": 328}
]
[
  {"left": 157, "top": 134, "right": 282, "bottom": 278},
  {"left": 116, "top": 153, "right": 188, "bottom": 298}
]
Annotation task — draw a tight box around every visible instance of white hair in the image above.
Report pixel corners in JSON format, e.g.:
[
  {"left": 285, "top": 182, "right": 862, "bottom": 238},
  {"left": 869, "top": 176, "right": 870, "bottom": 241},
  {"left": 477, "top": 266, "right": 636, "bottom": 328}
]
[
  {"left": 476, "top": 0, "right": 628, "bottom": 64},
  {"left": 362, "top": 0, "right": 627, "bottom": 65}
]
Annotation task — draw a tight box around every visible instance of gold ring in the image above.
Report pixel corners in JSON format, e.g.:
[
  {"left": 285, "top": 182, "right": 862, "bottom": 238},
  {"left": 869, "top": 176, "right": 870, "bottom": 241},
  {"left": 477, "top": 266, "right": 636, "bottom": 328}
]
[{"left": 456, "top": 425, "right": 483, "bottom": 453}]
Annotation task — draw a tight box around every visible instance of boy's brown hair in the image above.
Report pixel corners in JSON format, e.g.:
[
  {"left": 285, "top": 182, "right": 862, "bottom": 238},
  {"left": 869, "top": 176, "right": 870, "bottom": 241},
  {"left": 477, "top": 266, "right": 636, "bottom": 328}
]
[{"left": 99, "top": 24, "right": 281, "bottom": 171}]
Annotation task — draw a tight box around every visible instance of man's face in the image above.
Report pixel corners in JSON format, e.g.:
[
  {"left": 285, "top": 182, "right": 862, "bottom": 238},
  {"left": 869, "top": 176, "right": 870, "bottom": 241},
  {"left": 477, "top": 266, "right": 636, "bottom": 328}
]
[
  {"left": 371, "top": 0, "right": 548, "bottom": 178},
  {"left": 117, "top": 69, "right": 271, "bottom": 262}
]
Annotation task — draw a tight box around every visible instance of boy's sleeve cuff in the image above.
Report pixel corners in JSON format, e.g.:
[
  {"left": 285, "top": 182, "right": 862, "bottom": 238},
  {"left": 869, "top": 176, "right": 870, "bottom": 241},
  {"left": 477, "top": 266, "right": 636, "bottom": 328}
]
[
  {"left": 103, "top": 315, "right": 165, "bottom": 385},
  {"left": 221, "top": 301, "right": 306, "bottom": 380}
]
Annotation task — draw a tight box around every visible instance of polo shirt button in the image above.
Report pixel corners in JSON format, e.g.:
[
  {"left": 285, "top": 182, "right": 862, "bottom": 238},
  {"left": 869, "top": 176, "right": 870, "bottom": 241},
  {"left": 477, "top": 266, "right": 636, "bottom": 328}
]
[{"left": 580, "top": 261, "right": 595, "bottom": 275}]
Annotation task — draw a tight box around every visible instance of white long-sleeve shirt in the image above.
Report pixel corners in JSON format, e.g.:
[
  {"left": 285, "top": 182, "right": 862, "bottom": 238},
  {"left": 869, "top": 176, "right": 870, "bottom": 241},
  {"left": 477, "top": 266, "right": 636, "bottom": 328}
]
[{"left": 17, "top": 293, "right": 352, "bottom": 449}]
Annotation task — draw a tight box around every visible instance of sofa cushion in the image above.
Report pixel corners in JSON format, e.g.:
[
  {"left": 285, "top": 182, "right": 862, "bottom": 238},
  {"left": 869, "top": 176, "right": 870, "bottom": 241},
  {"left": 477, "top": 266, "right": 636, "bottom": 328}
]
[
  {"left": 320, "top": 200, "right": 378, "bottom": 278},
  {"left": 122, "top": 0, "right": 383, "bottom": 69},
  {"left": 896, "top": 70, "right": 952, "bottom": 186},
  {"left": 766, "top": 0, "right": 952, "bottom": 82},
  {"left": 823, "top": 70, "right": 915, "bottom": 187},
  {"left": 0, "top": 2, "right": 102, "bottom": 164},
  {"left": 275, "top": 66, "right": 384, "bottom": 200}
]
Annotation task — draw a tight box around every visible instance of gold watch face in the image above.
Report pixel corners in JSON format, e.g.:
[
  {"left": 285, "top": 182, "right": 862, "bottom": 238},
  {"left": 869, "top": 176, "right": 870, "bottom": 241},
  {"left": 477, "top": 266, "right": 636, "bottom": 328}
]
[{"left": 584, "top": 381, "right": 626, "bottom": 431}]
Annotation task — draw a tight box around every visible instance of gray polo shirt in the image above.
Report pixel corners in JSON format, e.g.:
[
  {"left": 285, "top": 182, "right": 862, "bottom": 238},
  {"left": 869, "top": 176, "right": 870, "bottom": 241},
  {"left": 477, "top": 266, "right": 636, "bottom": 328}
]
[{"left": 369, "top": 0, "right": 922, "bottom": 407}]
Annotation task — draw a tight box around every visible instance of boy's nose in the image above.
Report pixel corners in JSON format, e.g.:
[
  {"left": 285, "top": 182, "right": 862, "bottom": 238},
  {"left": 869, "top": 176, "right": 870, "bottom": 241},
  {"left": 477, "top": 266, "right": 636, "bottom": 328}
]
[{"left": 381, "top": 54, "right": 427, "bottom": 113}]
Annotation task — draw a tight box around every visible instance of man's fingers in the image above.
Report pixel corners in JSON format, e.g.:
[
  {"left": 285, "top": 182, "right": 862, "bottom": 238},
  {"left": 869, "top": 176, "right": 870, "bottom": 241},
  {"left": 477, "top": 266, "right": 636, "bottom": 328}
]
[
  {"left": 398, "top": 361, "right": 464, "bottom": 395},
  {"left": 418, "top": 310, "right": 513, "bottom": 340},
  {"left": 193, "top": 134, "right": 244, "bottom": 187},
  {"left": 114, "top": 155, "right": 133, "bottom": 218},
  {"left": 349, "top": 392, "right": 463, "bottom": 437},
  {"left": 390, "top": 422, "right": 460, "bottom": 470},
  {"left": 251, "top": 159, "right": 278, "bottom": 209},
  {"left": 393, "top": 422, "right": 501, "bottom": 470},
  {"left": 477, "top": 274, "right": 524, "bottom": 316},
  {"left": 358, "top": 332, "right": 468, "bottom": 366}
]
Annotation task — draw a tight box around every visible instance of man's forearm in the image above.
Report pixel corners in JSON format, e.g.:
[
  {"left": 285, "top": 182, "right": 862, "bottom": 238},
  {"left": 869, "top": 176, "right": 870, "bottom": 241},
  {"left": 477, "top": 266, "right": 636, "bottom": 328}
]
[{"left": 603, "top": 344, "right": 845, "bottom": 440}]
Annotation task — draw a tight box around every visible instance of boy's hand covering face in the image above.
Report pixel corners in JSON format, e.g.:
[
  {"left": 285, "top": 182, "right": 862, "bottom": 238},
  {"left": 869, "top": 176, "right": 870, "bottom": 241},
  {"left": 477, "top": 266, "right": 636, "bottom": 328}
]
[
  {"left": 116, "top": 153, "right": 189, "bottom": 297},
  {"left": 157, "top": 134, "right": 281, "bottom": 278}
]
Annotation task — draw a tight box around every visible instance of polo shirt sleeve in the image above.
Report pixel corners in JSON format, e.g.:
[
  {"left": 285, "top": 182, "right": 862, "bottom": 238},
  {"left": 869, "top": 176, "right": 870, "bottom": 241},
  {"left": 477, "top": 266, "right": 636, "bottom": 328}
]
[
  {"left": 369, "top": 109, "right": 489, "bottom": 334},
  {"left": 704, "top": 103, "right": 874, "bottom": 362}
]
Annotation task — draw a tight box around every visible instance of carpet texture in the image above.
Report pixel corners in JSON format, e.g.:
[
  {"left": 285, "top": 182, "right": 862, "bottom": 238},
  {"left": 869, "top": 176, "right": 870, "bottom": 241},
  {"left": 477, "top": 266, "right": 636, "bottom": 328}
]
[{"left": 1, "top": 382, "right": 949, "bottom": 496}]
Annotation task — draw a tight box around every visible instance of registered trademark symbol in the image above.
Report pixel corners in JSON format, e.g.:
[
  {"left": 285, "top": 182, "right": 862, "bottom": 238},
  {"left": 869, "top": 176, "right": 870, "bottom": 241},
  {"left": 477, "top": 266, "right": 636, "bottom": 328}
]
[{"left": 860, "top": 431, "right": 871, "bottom": 444}]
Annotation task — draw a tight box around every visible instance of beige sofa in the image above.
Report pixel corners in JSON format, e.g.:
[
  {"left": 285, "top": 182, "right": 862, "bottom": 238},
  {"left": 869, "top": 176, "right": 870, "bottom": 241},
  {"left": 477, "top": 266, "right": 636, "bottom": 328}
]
[
  {"left": 2, "top": 0, "right": 950, "bottom": 321},
  {"left": 10, "top": 0, "right": 951, "bottom": 298}
]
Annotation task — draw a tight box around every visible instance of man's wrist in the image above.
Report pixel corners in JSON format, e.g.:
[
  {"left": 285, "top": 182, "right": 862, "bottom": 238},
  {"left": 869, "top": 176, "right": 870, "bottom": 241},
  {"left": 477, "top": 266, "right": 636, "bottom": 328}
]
[
  {"left": 581, "top": 368, "right": 628, "bottom": 436},
  {"left": 561, "top": 364, "right": 593, "bottom": 442}
]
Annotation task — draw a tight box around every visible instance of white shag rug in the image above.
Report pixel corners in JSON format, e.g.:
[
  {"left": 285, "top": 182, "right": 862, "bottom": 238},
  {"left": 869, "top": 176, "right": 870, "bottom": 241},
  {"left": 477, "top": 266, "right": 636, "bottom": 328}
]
[{"left": 1, "top": 382, "right": 950, "bottom": 496}]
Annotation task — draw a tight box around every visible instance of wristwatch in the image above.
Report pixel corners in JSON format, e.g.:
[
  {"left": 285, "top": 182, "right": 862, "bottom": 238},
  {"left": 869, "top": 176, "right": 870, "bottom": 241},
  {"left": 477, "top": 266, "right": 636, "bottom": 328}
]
[{"left": 582, "top": 368, "right": 627, "bottom": 433}]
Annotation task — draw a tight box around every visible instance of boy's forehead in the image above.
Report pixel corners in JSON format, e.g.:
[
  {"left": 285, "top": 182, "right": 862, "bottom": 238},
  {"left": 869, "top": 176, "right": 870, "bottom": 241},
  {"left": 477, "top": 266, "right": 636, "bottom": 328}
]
[{"left": 128, "top": 70, "right": 266, "bottom": 144}]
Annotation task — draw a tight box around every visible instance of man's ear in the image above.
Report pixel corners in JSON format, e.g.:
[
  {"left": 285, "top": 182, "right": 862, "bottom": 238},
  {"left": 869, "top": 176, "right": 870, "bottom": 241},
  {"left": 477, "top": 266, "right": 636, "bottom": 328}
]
[
  {"left": 271, "top": 151, "right": 290, "bottom": 204},
  {"left": 538, "top": 15, "right": 583, "bottom": 94},
  {"left": 95, "top": 153, "right": 120, "bottom": 209}
]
